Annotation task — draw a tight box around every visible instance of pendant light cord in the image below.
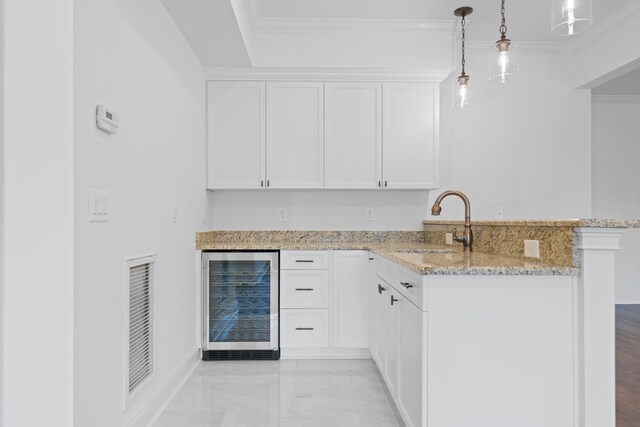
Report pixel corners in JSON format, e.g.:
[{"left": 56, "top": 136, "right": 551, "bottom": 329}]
[
  {"left": 461, "top": 13, "right": 466, "bottom": 76},
  {"left": 500, "top": 0, "right": 508, "bottom": 40}
]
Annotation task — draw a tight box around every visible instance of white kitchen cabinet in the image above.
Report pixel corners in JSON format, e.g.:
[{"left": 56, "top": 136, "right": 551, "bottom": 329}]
[
  {"left": 382, "top": 82, "right": 438, "bottom": 189},
  {"left": 280, "top": 270, "right": 329, "bottom": 309},
  {"left": 398, "top": 293, "right": 427, "bottom": 427},
  {"left": 207, "top": 81, "right": 266, "bottom": 189},
  {"left": 325, "top": 83, "right": 382, "bottom": 189},
  {"left": 372, "top": 277, "right": 389, "bottom": 373},
  {"left": 266, "top": 82, "right": 324, "bottom": 188},
  {"left": 330, "top": 251, "right": 369, "bottom": 348},
  {"left": 280, "top": 309, "right": 329, "bottom": 348}
]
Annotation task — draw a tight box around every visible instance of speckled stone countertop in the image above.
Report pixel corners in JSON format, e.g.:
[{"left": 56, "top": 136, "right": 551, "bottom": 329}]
[
  {"left": 422, "top": 219, "right": 640, "bottom": 228},
  {"left": 196, "top": 231, "right": 578, "bottom": 276}
]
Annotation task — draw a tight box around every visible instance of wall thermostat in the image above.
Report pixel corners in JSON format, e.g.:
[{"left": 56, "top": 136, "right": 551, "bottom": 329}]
[{"left": 96, "top": 104, "right": 119, "bottom": 134}]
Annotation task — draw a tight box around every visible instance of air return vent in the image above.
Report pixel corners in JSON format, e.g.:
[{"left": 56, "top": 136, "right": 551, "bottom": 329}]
[{"left": 126, "top": 255, "right": 156, "bottom": 399}]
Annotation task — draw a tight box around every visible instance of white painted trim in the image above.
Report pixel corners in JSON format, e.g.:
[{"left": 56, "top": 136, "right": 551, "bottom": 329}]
[
  {"left": 281, "top": 347, "right": 371, "bottom": 359},
  {"left": 466, "top": 40, "right": 575, "bottom": 56},
  {"left": 244, "top": 0, "right": 454, "bottom": 35},
  {"left": 592, "top": 95, "right": 640, "bottom": 104},
  {"left": 574, "top": 1, "right": 640, "bottom": 52},
  {"left": 616, "top": 292, "right": 640, "bottom": 304},
  {"left": 126, "top": 348, "right": 200, "bottom": 427},
  {"left": 204, "top": 67, "right": 450, "bottom": 83}
]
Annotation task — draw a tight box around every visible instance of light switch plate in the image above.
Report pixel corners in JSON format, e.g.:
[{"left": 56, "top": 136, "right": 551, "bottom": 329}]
[
  {"left": 524, "top": 240, "right": 540, "bottom": 259},
  {"left": 89, "top": 189, "right": 110, "bottom": 222}
]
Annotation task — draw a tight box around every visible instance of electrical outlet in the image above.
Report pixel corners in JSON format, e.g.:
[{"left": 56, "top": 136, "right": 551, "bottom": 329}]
[
  {"left": 524, "top": 240, "right": 540, "bottom": 259},
  {"left": 278, "top": 208, "right": 288, "bottom": 222},
  {"left": 365, "top": 208, "right": 375, "bottom": 221},
  {"left": 445, "top": 233, "right": 453, "bottom": 245},
  {"left": 496, "top": 207, "right": 504, "bottom": 219},
  {"left": 172, "top": 204, "right": 178, "bottom": 223}
]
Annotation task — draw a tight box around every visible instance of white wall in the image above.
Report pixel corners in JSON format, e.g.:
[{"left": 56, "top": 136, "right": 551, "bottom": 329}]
[
  {"left": 2, "top": 0, "right": 75, "bottom": 426},
  {"left": 0, "top": 0, "right": 5, "bottom": 424},
  {"left": 210, "top": 52, "right": 592, "bottom": 230},
  {"left": 210, "top": 190, "right": 431, "bottom": 231},
  {"left": 430, "top": 51, "right": 592, "bottom": 222},
  {"left": 74, "top": 1, "right": 206, "bottom": 426},
  {"left": 592, "top": 99, "right": 640, "bottom": 303}
]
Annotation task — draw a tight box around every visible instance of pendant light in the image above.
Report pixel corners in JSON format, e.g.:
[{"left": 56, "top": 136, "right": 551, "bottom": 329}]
[
  {"left": 453, "top": 7, "right": 473, "bottom": 110},
  {"left": 551, "top": 0, "right": 592, "bottom": 36},
  {"left": 490, "top": 0, "right": 518, "bottom": 83}
]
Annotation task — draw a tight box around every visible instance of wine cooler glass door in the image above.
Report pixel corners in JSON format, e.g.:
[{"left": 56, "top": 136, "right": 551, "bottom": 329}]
[{"left": 203, "top": 252, "right": 279, "bottom": 351}]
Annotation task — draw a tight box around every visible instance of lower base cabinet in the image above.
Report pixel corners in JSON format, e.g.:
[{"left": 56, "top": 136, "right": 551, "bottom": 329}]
[{"left": 372, "top": 271, "right": 427, "bottom": 427}]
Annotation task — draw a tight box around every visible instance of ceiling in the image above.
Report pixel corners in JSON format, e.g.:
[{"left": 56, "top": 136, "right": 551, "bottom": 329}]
[{"left": 162, "top": 0, "right": 638, "bottom": 69}]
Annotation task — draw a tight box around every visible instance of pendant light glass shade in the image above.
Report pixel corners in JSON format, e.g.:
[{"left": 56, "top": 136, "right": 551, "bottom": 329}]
[
  {"left": 490, "top": 0, "right": 518, "bottom": 83},
  {"left": 452, "top": 7, "right": 473, "bottom": 110},
  {"left": 490, "top": 40, "right": 518, "bottom": 83},
  {"left": 453, "top": 74, "right": 472, "bottom": 109},
  {"left": 551, "top": 0, "right": 592, "bottom": 36}
]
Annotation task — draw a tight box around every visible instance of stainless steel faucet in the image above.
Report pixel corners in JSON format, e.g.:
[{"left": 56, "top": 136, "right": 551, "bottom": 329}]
[{"left": 431, "top": 190, "right": 473, "bottom": 252}]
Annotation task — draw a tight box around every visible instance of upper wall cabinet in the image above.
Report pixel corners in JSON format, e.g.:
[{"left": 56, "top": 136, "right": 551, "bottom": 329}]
[
  {"left": 207, "top": 81, "right": 265, "bottom": 189},
  {"left": 383, "top": 83, "right": 439, "bottom": 189},
  {"left": 206, "top": 79, "right": 439, "bottom": 190},
  {"left": 325, "top": 83, "right": 382, "bottom": 189},
  {"left": 266, "top": 82, "right": 325, "bottom": 189}
]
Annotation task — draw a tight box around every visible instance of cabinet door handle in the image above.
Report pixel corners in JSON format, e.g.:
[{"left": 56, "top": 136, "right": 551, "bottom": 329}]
[
  {"left": 378, "top": 284, "right": 386, "bottom": 294},
  {"left": 295, "top": 288, "right": 314, "bottom": 291},
  {"left": 400, "top": 282, "right": 413, "bottom": 289},
  {"left": 260, "top": 180, "right": 264, "bottom": 188},
  {"left": 295, "top": 260, "right": 314, "bottom": 263},
  {"left": 378, "top": 181, "right": 381, "bottom": 188},
  {"left": 295, "top": 327, "right": 314, "bottom": 331},
  {"left": 391, "top": 295, "right": 399, "bottom": 306},
  {"left": 384, "top": 180, "right": 388, "bottom": 188}
]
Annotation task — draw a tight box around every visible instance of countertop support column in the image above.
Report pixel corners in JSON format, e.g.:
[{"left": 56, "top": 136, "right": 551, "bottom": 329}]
[{"left": 575, "top": 228, "right": 625, "bottom": 427}]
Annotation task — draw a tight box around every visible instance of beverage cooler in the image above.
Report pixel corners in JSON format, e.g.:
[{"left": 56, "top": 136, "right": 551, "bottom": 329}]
[{"left": 202, "top": 251, "right": 279, "bottom": 360}]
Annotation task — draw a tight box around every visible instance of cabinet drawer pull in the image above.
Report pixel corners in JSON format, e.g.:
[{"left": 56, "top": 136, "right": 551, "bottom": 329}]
[
  {"left": 391, "top": 295, "right": 399, "bottom": 306},
  {"left": 378, "top": 284, "right": 386, "bottom": 294},
  {"left": 294, "top": 288, "right": 314, "bottom": 291},
  {"left": 295, "top": 260, "right": 314, "bottom": 263},
  {"left": 295, "top": 327, "right": 314, "bottom": 331},
  {"left": 400, "top": 282, "right": 413, "bottom": 289}
]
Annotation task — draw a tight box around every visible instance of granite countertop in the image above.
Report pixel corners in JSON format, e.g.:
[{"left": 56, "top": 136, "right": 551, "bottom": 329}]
[
  {"left": 196, "top": 232, "right": 578, "bottom": 276},
  {"left": 422, "top": 218, "right": 640, "bottom": 228}
]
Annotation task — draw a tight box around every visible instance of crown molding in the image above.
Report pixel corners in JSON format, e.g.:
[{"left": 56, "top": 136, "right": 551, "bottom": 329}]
[
  {"left": 204, "top": 67, "right": 450, "bottom": 83},
  {"left": 465, "top": 40, "right": 575, "bottom": 55},
  {"left": 251, "top": 17, "right": 456, "bottom": 35},
  {"left": 244, "top": 0, "right": 455, "bottom": 35},
  {"left": 574, "top": 1, "right": 640, "bottom": 51},
  {"left": 592, "top": 95, "right": 640, "bottom": 104}
]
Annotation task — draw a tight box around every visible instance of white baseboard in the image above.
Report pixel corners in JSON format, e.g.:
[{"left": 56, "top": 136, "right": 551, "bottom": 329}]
[
  {"left": 281, "top": 347, "right": 371, "bottom": 359},
  {"left": 616, "top": 292, "right": 640, "bottom": 304},
  {"left": 126, "top": 348, "right": 200, "bottom": 427}
]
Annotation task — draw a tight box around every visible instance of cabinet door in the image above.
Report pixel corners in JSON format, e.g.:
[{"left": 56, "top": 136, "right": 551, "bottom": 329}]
[
  {"left": 373, "top": 277, "right": 389, "bottom": 373},
  {"left": 207, "top": 81, "right": 265, "bottom": 189},
  {"left": 331, "top": 251, "right": 370, "bottom": 348},
  {"left": 386, "top": 287, "right": 401, "bottom": 398},
  {"left": 266, "top": 82, "right": 324, "bottom": 188},
  {"left": 382, "top": 83, "right": 438, "bottom": 189},
  {"left": 325, "top": 83, "right": 382, "bottom": 189},
  {"left": 399, "top": 298, "right": 427, "bottom": 427}
]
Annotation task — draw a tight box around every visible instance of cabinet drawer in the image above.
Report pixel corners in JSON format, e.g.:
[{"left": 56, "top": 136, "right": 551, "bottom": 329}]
[
  {"left": 281, "top": 270, "right": 329, "bottom": 308},
  {"left": 393, "top": 264, "right": 424, "bottom": 310},
  {"left": 281, "top": 309, "right": 329, "bottom": 348},
  {"left": 281, "top": 251, "right": 329, "bottom": 269}
]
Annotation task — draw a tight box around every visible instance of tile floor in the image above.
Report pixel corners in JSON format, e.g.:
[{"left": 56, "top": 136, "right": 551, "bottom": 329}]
[{"left": 153, "top": 358, "right": 405, "bottom": 427}]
